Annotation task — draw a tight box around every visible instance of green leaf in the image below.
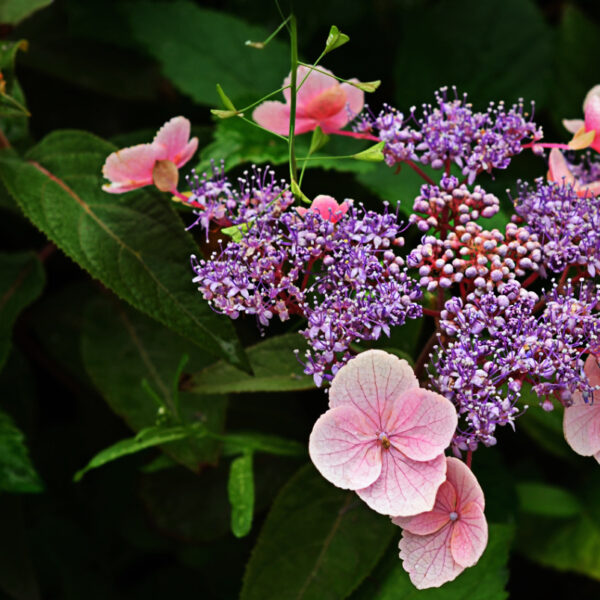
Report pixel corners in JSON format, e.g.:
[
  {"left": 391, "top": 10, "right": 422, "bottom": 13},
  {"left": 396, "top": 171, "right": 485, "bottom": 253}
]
[
  {"left": 350, "top": 523, "right": 513, "bottom": 600},
  {"left": 0, "top": 131, "right": 247, "bottom": 370},
  {"left": 350, "top": 80, "right": 380, "bottom": 93},
  {"left": 0, "top": 409, "right": 43, "bottom": 493},
  {"left": 222, "top": 432, "right": 306, "bottom": 458},
  {"left": 0, "top": 0, "right": 51, "bottom": 25},
  {"left": 216, "top": 83, "right": 237, "bottom": 111},
  {"left": 190, "top": 334, "right": 315, "bottom": 395},
  {"left": 123, "top": 1, "right": 290, "bottom": 106},
  {"left": 309, "top": 127, "right": 329, "bottom": 155},
  {"left": 228, "top": 453, "right": 255, "bottom": 538},
  {"left": 0, "top": 252, "right": 45, "bottom": 372},
  {"left": 241, "top": 464, "right": 395, "bottom": 600},
  {"left": 351, "top": 141, "right": 385, "bottom": 162},
  {"left": 81, "top": 296, "right": 228, "bottom": 471},
  {"left": 393, "top": 0, "right": 552, "bottom": 110},
  {"left": 324, "top": 25, "right": 350, "bottom": 54},
  {"left": 74, "top": 423, "right": 206, "bottom": 482},
  {"left": 517, "top": 482, "right": 581, "bottom": 518}
]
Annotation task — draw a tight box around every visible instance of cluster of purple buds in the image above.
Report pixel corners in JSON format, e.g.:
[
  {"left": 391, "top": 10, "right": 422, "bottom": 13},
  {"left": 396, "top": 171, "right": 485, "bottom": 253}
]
[
  {"left": 567, "top": 150, "right": 600, "bottom": 185},
  {"left": 359, "top": 87, "right": 543, "bottom": 183},
  {"left": 512, "top": 178, "right": 600, "bottom": 275},
  {"left": 430, "top": 279, "right": 600, "bottom": 452},
  {"left": 189, "top": 167, "right": 423, "bottom": 385}
]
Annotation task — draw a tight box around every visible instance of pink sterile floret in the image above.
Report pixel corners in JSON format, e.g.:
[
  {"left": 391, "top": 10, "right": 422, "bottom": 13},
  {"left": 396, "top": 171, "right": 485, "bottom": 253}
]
[
  {"left": 548, "top": 149, "right": 600, "bottom": 197},
  {"left": 393, "top": 457, "right": 488, "bottom": 589},
  {"left": 563, "top": 85, "right": 600, "bottom": 153},
  {"left": 102, "top": 116, "right": 198, "bottom": 194},
  {"left": 253, "top": 65, "right": 364, "bottom": 135},
  {"left": 309, "top": 350, "right": 458, "bottom": 516},
  {"left": 296, "top": 194, "right": 349, "bottom": 223},
  {"left": 564, "top": 354, "right": 600, "bottom": 463}
]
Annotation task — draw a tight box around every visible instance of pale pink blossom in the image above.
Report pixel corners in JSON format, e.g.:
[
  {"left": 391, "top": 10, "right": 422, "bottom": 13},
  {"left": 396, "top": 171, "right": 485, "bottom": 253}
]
[
  {"left": 548, "top": 148, "right": 600, "bottom": 197},
  {"left": 253, "top": 66, "right": 364, "bottom": 135},
  {"left": 393, "top": 457, "right": 488, "bottom": 589},
  {"left": 296, "top": 194, "right": 349, "bottom": 223},
  {"left": 309, "top": 350, "right": 458, "bottom": 516},
  {"left": 564, "top": 354, "right": 600, "bottom": 463},
  {"left": 563, "top": 85, "right": 600, "bottom": 153},
  {"left": 102, "top": 116, "right": 198, "bottom": 194}
]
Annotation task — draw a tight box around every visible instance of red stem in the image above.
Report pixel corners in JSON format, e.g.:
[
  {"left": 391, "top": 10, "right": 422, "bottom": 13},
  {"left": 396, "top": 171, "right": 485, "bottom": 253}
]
[
  {"left": 404, "top": 160, "right": 436, "bottom": 185},
  {"left": 328, "top": 129, "right": 380, "bottom": 142},
  {"left": 521, "top": 271, "right": 539, "bottom": 289},
  {"left": 466, "top": 450, "right": 473, "bottom": 469}
]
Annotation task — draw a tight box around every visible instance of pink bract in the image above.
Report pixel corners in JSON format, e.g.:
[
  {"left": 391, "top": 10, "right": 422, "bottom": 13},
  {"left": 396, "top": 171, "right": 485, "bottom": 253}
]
[
  {"left": 548, "top": 149, "right": 600, "bottom": 197},
  {"left": 393, "top": 457, "right": 488, "bottom": 589},
  {"left": 563, "top": 85, "right": 600, "bottom": 153},
  {"left": 252, "top": 65, "right": 364, "bottom": 135},
  {"left": 564, "top": 354, "right": 600, "bottom": 463},
  {"left": 309, "top": 350, "right": 458, "bottom": 516},
  {"left": 102, "top": 116, "right": 198, "bottom": 194},
  {"left": 296, "top": 194, "right": 349, "bottom": 223}
]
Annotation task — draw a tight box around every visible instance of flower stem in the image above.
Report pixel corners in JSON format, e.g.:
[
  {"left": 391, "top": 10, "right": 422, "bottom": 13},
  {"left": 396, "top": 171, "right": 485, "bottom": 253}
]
[{"left": 288, "top": 14, "right": 299, "bottom": 186}]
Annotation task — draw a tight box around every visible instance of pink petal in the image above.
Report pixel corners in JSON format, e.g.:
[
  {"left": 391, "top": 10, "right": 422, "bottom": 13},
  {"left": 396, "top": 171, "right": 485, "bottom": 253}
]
[
  {"left": 563, "top": 403, "right": 600, "bottom": 457},
  {"left": 386, "top": 388, "right": 458, "bottom": 462},
  {"left": 284, "top": 65, "right": 338, "bottom": 108},
  {"left": 328, "top": 349, "right": 419, "bottom": 429},
  {"left": 399, "top": 524, "right": 464, "bottom": 589},
  {"left": 252, "top": 101, "right": 292, "bottom": 135},
  {"left": 153, "top": 117, "right": 195, "bottom": 165},
  {"left": 304, "top": 86, "right": 348, "bottom": 121},
  {"left": 392, "top": 481, "right": 455, "bottom": 535},
  {"left": 309, "top": 404, "right": 382, "bottom": 491},
  {"left": 446, "top": 457, "right": 485, "bottom": 511},
  {"left": 356, "top": 448, "right": 447, "bottom": 516},
  {"left": 584, "top": 93, "right": 600, "bottom": 135},
  {"left": 548, "top": 149, "right": 575, "bottom": 187},
  {"left": 583, "top": 85, "right": 600, "bottom": 114},
  {"left": 309, "top": 195, "right": 349, "bottom": 223},
  {"left": 450, "top": 501, "right": 488, "bottom": 568},
  {"left": 562, "top": 118, "right": 584, "bottom": 135},
  {"left": 580, "top": 181, "right": 600, "bottom": 197},
  {"left": 320, "top": 110, "right": 353, "bottom": 133},
  {"left": 339, "top": 81, "right": 365, "bottom": 120},
  {"left": 102, "top": 143, "right": 158, "bottom": 189}
]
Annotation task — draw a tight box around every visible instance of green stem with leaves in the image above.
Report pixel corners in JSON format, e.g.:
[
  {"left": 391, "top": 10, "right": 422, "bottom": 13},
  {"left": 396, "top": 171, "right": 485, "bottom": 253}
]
[{"left": 288, "top": 14, "right": 299, "bottom": 186}]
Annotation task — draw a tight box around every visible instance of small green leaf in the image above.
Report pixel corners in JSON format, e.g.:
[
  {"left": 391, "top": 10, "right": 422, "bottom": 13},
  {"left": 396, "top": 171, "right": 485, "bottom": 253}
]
[
  {"left": 308, "top": 126, "right": 329, "bottom": 154},
  {"left": 0, "top": 252, "right": 45, "bottom": 373},
  {"left": 0, "top": 409, "right": 43, "bottom": 493},
  {"left": 352, "top": 141, "right": 385, "bottom": 162},
  {"left": 222, "top": 432, "right": 306, "bottom": 458},
  {"left": 228, "top": 453, "right": 255, "bottom": 538},
  {"left": 222, "top": 221, "right": 251, "bottom": 242},
  {"left": 190, "top": 334, "right": 315, "bottom": 394},
  {"left": 74, "top": 423, "right": 206, "bottom": 482},
  {"left": 291, "top": 179, "right": 312, "bottom": 204},
  {"left": 517, "top": 482, "right": 581, "bottom": 518},
  {"left": 210, "top": 108, "right": 240, "bottom": 119},
  {"left": 216, "top": 83, "right": 237, "bottom": 110},
  {"left": 350, "top": 80, "right": 381, "bottom": 93},
  {"left": 324, "top": 25, "right": 350, "bottom": 54}
]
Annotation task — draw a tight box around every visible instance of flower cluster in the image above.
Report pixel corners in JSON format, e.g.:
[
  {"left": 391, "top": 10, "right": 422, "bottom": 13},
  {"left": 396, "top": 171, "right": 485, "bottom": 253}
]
[
  {"left": 190, "top": 169, "right": 422, "bottom": 385},
  {"left": 359, "top": 87, "right": 542, "bottom": 182},
  {"left": 431, "top": 280, "right": 600, "bottom": 451},
  {"left": 512, "top": 178, "right": 600, "bottom": 275}
]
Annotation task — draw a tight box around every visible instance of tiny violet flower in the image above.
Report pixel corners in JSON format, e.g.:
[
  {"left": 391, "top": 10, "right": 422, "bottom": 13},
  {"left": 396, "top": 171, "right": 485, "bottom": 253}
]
[
  {"left": 564, "top": 354, "right": 600, "bottom": 463},
  {"left": 563, "top": 84, "right": 600, "bottom": 153},
  {"left": 309, "top": 350, "right": 458, "bottom": 516},
  {"left": 548, "top": 148, "right": 600, "bottom": 197},
  {"left": 296, "top": 194, "right": 349, "bottom": 223},
  {"left": 102, "top": 116, "right": 198, "bottom": 194},
  {"left": 393, "top": 457, "right": 488, "bottom": 589},
  {"left": 252, "top": 65, "right": 364, "bottom": 135}
]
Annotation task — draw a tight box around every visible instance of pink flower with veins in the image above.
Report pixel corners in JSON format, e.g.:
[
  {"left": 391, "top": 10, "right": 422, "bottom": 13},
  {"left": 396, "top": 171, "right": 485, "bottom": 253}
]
[
  {"left": 564, "top": 354, "right": 600, "bottom": 463},
  {"left": 102, "top": 116, "right": 198, "bottom": 194},
  {"left": 253, "top": 65, "right": 364, "bottom": 135},
  {"left": 563, "top": 84, "right": 600, "bottom": 153},
  {"left": 309, "top": 350, "right": 458, "bottom": 516},
  {"left": 296, "top": 194, "right": 349, "bottom": 223},
  {"left": 393, "top": 457, "right": 488, "bottom": 589},
  {"left": 548, "top": 148, "right": 600, "bottom": 197}
]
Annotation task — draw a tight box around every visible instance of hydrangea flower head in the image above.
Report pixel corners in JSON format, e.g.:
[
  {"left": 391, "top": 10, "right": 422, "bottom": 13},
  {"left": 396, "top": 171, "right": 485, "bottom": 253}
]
[
  {"left": 102, "top": 117, "right": 198, "bottom": 194},
  {"left": 564, "top": 354, "right": 600, "bottom": 463},
  {"left": 548, "top": 148, "right": 600, "bottom": 197},
  {"left": 393, "top": 457, "right": 488, "bottom": 589},
  {"left": 309, "top": 350, "right": 458, "bottom": 516},
  {"left": 253, "top": 66, "right": 364, "bottom": 135},
  {"left": 296, "top": 194, "right": 349, "bottom": 223},
  {"left": 563, "top": 85, "right": 600, "bottom": 153}
]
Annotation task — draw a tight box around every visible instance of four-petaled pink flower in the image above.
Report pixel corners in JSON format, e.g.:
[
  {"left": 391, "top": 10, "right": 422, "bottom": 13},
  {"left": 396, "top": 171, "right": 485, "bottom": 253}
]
[
  {"left": 253, "top": 65, "right": 364, "bottom": 135},
  {"left": 564, "top": 354, "right": 600, "bottom": 463},
  {"left": 563, "top": 84, "right": 600, "bottom": 153},
  {"left": 548, "top": 148, "right": 600, "bottom": 197},
  {"left": 393, "top": 457, "right": 488, "bottom": 589},
  {"left": 296, "top": 194, "right": 349, "bottom": 223},
  {"left": 102, "top": 116, "right": 198, "bottom": 194},
  {"left": 309, "top": 350, "right": 458, "bottom": 516}
]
